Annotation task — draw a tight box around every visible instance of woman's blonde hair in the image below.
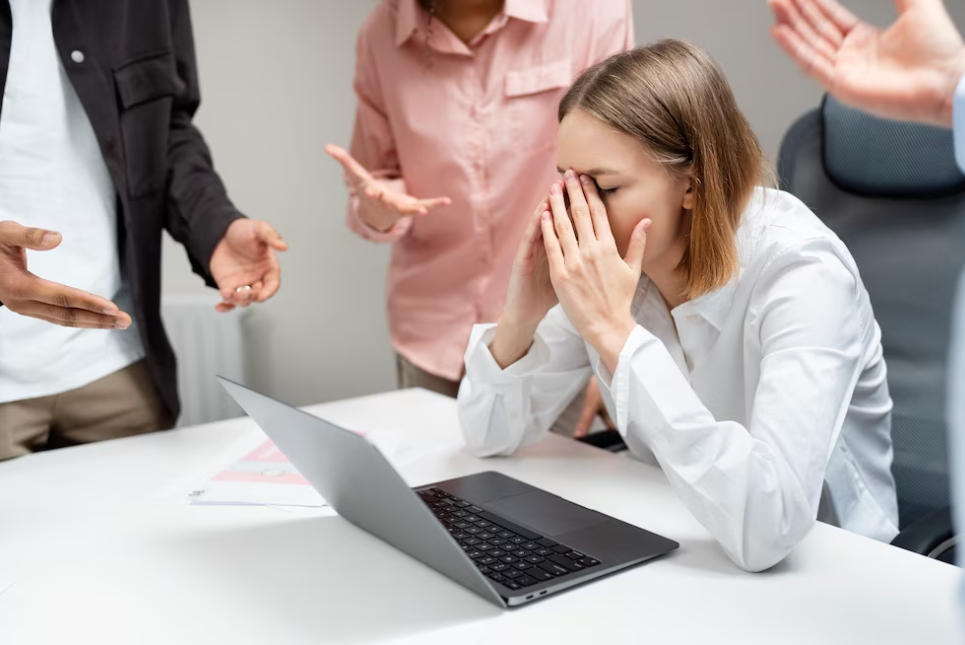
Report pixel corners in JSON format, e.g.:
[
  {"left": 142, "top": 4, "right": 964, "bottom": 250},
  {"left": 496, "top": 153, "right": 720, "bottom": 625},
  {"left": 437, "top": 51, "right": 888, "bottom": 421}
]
[{"left": 559, "top": 39, "right": 769, "bottom": 298}]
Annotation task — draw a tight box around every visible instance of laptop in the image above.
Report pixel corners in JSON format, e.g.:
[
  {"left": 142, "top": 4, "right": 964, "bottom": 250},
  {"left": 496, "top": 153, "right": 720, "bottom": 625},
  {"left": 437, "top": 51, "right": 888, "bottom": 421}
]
[{"left": 218, "top": 377, "right": 678, "bottom": 608}]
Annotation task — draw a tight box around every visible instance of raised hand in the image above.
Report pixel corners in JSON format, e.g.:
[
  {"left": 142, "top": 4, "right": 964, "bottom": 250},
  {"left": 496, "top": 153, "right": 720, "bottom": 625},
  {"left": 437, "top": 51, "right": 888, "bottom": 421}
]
[
  {"left": 489, "top": 199, "right": 559, "bottom": 369},
  {"left": 325, "top": 144, "right": 451, "bottom": 232},
  {"left": 769, "top": 0, "right": 965, "bottom": 126},
  {"left": 541, "top": 172, "right": 648, "bottom": 375}
]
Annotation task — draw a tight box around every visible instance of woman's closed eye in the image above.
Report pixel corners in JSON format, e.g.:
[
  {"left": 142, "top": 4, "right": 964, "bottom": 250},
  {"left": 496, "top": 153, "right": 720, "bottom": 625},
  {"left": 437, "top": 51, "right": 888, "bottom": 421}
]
[{"left": 587, "top": 176, "right": 619, "bottom": 198}]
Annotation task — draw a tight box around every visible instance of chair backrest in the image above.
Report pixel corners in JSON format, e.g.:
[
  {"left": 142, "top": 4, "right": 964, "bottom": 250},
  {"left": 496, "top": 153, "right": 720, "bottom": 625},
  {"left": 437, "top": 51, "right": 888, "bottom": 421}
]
[{"left": 778, "top": 96, "right": 965, "bottom": 530}]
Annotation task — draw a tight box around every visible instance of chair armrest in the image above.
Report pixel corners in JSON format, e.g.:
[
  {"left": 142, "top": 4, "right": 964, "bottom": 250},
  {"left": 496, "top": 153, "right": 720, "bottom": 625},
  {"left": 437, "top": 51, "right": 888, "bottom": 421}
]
[
  {"left": 890, "top": 507, "right": 957, "bottom": 561},
  {"left": 576, "top": 429, "right": 627, "bottom": 453}
]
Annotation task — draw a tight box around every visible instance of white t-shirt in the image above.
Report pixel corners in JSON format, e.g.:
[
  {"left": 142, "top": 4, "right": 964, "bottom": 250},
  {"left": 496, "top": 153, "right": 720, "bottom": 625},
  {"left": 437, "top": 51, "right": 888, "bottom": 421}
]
[{"left": 0, "top": 0, "right": 144, "bottom": 403}]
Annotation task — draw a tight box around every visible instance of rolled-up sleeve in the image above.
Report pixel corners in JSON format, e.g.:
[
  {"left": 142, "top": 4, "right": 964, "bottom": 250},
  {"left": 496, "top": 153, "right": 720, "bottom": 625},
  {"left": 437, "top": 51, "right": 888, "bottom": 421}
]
[
  {"left": 344, "top": 20, "right": 412, "bottom": 244},
  {"left": 457, "top": 307, "right": 593, "bottom": 457},
  {"left": 600, "top": 240, "right": 868, "bottom": 572}
]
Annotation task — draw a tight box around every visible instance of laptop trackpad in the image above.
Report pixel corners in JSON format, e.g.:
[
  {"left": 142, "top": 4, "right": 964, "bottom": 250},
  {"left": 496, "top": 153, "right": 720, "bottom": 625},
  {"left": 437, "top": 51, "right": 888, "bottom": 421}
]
[{"left": 486, "top": 492, "right": 607, "bottom": 537}]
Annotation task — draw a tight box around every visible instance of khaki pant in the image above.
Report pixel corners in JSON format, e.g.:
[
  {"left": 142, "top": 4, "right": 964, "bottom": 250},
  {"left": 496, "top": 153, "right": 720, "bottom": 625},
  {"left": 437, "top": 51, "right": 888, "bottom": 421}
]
[
  {"left": 396, "top": 354, "right": 462, "bottom": 398},
  {"left": 395, "top": 353, "right": 585, "bottom": 436},
  {"left": 0, "top": 360, "right": 173, "bottom": 461}
]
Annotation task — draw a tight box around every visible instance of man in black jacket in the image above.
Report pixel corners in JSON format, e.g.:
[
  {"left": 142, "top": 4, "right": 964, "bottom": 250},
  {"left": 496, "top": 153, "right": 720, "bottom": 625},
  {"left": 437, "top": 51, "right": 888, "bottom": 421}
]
[{"left": 0, "top": 0, "right": 286, "bottom": 459}]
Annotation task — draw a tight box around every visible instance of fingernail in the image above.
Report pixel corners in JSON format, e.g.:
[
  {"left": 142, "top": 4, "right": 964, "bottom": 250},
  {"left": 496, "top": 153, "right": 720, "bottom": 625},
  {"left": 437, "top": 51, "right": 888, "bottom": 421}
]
[
  {"left": 550, "top": 184, "right": 560, "bottom": 195},
  {"left": 643, "top": 219, "right": 652, "bottom": 232},
  {"left": 565, "top": 169, "right": 576, "bottom": 180},
  {"left": 580, "top": 175, "right": 591, "bottom": 185},
  {"left": 42, "top": 232, "right": 58, "bottom": 245},
  {"left": 114, "top": 321, "right": 129, "bottom": 330}
]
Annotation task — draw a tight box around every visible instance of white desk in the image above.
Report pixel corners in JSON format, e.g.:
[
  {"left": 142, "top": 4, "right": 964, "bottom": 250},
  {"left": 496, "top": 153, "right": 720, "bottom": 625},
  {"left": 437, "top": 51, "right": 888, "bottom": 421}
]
[{"left": 0, "top": 389, "right": 960, "bottom": 645}]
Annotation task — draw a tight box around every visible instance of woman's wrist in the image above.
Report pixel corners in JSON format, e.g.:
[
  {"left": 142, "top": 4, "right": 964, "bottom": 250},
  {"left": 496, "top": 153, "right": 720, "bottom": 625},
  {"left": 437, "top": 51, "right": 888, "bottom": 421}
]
[
  {"left": 490, "top": 316, "right": 541, "bottom": 369},
  {"left": 586, "top": 317, "right": 638, "bottom": 376}
]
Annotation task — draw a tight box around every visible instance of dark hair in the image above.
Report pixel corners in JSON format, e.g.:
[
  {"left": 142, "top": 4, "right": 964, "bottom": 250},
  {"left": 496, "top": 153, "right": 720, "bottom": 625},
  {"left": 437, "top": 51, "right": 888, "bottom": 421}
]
[{"left": 559, "top": 39, "right": 769, "bottom": 297}]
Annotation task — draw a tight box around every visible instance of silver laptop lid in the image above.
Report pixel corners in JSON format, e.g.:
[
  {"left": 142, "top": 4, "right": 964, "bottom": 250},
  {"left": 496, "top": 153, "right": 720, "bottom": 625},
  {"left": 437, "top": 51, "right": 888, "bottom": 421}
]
[{"left": 217, "top": 377, "right": 504, "bottom": 607}]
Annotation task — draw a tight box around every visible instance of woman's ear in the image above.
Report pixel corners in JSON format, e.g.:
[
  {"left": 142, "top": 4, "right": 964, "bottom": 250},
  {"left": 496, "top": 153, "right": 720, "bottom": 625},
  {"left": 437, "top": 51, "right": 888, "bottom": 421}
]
[{"left": 681, "top": 172, "right": 695, "bottom": 211}]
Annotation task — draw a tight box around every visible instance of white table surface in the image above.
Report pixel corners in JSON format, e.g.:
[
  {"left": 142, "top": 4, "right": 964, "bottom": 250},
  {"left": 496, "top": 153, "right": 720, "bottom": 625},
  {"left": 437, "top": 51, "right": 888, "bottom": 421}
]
[{"left": 0, "top": 388, "right": 960, "bottom": 645}]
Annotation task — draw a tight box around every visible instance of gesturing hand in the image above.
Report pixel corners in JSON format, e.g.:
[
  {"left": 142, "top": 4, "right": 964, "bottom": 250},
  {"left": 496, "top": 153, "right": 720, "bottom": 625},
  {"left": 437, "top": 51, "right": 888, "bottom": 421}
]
[
  {"left": 210, "top": 219, "right": 288, "bottom": 313},
  {"left": 769, "top": 0, "right": 965, "bottom": 127},
  {"left": 325, "top": 144, "right": 451, "bottom": 233},
  {"left": 488, "top": 199, "right": 559, "bottom": 369},
  {"left": 0, "top": 220, "right": 130, "bottom": 329},
  {"left": 541, "top": 171, "right": 649, "bottom": 374}
]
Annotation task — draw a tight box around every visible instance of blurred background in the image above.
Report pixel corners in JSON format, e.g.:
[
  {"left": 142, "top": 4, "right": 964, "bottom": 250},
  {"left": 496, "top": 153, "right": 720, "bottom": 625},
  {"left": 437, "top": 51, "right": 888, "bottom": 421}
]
[{"left": 161, "top": 0, "right": 965, "bottom": 416}]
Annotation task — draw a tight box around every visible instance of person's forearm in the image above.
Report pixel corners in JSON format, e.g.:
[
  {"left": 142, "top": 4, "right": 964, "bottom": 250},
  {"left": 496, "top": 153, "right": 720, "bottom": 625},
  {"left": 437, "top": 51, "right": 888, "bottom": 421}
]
[
  {"left": 165, "top": 0, "right": 244, "bottom": 285},
  {"left": 489, "top": 317, "right": 540, "bottom": 369},
  {"left": 611, "top": 329, "right": 820, "bottom": 572},
  {"left": 459, "top": 319, "right": 592, "bottom": 457}
]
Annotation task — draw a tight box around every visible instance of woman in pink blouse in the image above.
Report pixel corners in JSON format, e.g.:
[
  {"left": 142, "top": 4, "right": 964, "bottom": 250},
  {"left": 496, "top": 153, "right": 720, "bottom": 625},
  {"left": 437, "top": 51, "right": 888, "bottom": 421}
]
[{"left": 326, "top": 0, "right": 633, "bottom": 426}]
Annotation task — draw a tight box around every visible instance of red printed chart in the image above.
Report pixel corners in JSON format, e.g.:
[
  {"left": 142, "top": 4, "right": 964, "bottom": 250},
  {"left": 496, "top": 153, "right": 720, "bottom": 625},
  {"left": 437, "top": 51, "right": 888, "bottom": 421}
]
[
  {"left": 187, "top": 436, "right": 325, "bottom": 507},
  {"left": 184, "top": 428, "right": 421, "bottom": 507}
]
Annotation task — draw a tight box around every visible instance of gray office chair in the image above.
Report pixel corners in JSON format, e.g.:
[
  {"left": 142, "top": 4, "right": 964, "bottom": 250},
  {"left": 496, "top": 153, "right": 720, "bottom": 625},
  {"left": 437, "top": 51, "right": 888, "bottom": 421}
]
[{"left": 779, "top": 95, "right": 965, "bottom": 564}]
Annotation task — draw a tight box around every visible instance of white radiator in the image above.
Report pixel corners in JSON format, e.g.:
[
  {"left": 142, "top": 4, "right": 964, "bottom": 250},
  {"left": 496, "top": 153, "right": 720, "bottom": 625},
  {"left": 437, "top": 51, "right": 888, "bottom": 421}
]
[{"left": 161, "top": 294, "right": 248, "bottom": 427}]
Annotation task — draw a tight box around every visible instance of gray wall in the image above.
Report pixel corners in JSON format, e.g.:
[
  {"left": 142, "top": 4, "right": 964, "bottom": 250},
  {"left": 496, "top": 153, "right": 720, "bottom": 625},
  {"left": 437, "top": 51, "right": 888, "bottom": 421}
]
[
  {"left": 165, "top": 1, "right": 390, "bottom": 406},
  {"left": 164, "top": 0, "right": 965, "bottom": 407},
  {"left": 634, "top": 1, "right": 965, "bottom": 166}
]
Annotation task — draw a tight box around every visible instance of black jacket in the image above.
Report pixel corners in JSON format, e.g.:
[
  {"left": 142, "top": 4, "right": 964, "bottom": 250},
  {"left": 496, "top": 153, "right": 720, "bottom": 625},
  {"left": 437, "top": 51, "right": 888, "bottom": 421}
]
[{"left": 0, "top": 0, "right": 244, "bottom": 419}]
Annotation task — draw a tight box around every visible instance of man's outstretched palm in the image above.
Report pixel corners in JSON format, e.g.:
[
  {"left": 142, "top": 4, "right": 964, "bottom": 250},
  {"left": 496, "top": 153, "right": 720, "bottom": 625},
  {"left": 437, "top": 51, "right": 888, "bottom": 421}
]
[
  {"left": 770, "top": 0, "right": 965, "bottom": 126},
  {"left": 210, "top": 219, "right": 288, "bottom": 312}
]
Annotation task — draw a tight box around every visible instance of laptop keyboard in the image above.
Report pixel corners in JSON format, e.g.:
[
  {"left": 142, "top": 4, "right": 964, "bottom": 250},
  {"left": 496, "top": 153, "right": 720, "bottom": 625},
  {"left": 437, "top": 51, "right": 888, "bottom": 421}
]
[{"left": 417, "top": 487, "right": 600, "bottom": 591}]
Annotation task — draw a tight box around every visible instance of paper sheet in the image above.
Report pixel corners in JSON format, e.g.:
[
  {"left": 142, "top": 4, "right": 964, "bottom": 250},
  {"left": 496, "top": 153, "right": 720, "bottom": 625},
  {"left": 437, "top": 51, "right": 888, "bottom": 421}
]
[
  {"left": 187, "top": 437, "right": 324, "bottom": 507},
  {"left": 183, "top": 427, "right": 443, "bottom": 508},
  {"left": 0, "top": 578, "right": 15, "bottom": 599}
]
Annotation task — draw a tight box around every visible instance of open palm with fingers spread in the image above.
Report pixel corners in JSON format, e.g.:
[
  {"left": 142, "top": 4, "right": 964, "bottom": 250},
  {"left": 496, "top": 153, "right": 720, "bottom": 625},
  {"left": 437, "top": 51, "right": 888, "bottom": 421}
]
[
  {"left": 541, "top": 171, "right": 649, "bottom": 376},
  {"left": 325, "top": 144, "right": 451, "bottom": 233},
  {"left": 769, "top": 0, "right": 965, "bottom": 127}
]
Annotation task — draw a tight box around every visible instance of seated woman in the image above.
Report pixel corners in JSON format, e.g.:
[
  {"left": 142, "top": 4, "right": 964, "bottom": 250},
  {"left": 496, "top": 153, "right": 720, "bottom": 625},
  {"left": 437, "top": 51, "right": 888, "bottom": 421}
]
[{"left": 457, "top": 40, "right": 899, "bottom": 572}]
